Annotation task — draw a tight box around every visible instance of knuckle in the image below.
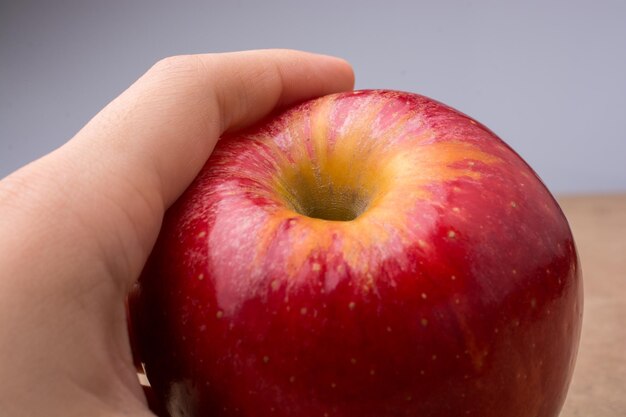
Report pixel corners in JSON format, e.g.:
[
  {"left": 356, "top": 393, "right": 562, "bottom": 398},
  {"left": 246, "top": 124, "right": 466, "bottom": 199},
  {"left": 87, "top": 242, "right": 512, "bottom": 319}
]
[{"left": 148, "top": 54, "right": 203, "bottom": 80}]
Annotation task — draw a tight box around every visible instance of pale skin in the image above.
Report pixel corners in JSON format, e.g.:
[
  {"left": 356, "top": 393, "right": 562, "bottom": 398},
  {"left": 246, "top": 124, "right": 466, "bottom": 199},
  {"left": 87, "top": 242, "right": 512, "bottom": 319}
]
[{"left": 0, "top": 50, "right": 354, "bottom": 417}]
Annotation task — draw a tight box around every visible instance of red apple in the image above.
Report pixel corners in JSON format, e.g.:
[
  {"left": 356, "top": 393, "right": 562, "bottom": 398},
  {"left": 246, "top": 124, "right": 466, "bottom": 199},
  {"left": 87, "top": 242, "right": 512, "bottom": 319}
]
[{"left": 128, "top": 90, "right": 582, "bottom": 417}]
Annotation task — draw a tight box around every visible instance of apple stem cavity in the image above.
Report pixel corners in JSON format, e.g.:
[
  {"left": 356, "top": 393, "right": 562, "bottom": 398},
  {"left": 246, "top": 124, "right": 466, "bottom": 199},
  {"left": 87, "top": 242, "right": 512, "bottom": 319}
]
[{"left": 283, "top": 178, "right": 371, "bottom": 222}]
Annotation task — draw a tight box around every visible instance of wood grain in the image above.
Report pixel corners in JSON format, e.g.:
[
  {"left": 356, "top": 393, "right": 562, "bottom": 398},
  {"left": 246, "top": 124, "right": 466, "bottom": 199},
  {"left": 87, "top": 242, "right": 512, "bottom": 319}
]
[{"left": 558, "top": 194, "right": 626, "bottom": 416}]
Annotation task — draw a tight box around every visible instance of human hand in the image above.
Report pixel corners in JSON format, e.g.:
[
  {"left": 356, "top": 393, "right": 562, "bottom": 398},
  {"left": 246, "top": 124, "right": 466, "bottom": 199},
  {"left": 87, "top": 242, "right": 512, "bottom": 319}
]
[{"left": 0, "top": 50, "right": 353, "bottom": 417}]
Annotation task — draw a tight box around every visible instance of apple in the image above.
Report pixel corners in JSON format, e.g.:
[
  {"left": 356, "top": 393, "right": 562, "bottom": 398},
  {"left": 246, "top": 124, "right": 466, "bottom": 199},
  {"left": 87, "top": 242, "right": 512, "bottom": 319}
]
[{"left": 128, "top": 90, "right": 582, "bottom": 417}]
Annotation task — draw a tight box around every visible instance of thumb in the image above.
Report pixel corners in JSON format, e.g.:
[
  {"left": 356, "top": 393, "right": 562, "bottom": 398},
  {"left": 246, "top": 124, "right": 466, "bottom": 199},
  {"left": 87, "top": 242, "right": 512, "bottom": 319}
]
[{"left": 0, "top": 49, "right": 353, "bottom": 417}]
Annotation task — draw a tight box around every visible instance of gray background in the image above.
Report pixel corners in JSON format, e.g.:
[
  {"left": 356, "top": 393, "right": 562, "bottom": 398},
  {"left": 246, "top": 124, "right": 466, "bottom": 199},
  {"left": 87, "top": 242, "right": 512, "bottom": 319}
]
[{"left": 1, "top": 0, "right": 625, "bottom": 194}]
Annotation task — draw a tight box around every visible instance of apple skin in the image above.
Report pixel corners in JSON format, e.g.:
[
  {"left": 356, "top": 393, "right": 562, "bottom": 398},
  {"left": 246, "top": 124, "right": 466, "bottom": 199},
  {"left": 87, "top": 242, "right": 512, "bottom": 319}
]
[{"left": 129, "top": 90, "right": 582, "bottom": 417}]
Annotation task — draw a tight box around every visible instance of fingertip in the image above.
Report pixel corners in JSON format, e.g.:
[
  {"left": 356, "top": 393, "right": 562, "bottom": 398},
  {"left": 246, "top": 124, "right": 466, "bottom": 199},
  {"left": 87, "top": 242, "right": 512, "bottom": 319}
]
[
  {"left": 245, "top": 48, "right": 354, "bottom": 86},
  {"left": 307, "top": 52, "right": 355, "bottom": 97},
  {"left": 321, "top": 54, "right": 355, "bottom": 91},
  {"left": 204, "top": 49, "right": 355, "bottom": 131},
  {"left": 266, "top": 49, "right": 356, "bottom": 108}
]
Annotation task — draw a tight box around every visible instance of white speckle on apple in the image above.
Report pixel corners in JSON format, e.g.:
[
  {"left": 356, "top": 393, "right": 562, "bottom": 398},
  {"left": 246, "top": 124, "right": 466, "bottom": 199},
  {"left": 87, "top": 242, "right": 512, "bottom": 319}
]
[
  {"left": 263, "top": 356, "right": 270, "bottom": 364},
  {"left": 452, "top": 207, "right": 461, "bottom": 213},
  {"left": 512, "top": 269, "right": 518, "bottom": 275},
  {"left": 421, "top": 292, "right": 427, "bottom": 299},
  {"left": 311, "top": 262, "right": 321, "bottom": 272},
  {"left": 386, "top": 326, "right": 392, "bottom": 332},
  {"left": 197, "top": 273, "right": 204, "bottom": 281},
  {"left": 421, "top": 318, "right": 429, "bottom": 327},
  {"left": 447, "top": 230, "right": 456, "bottom": 239},
  {"left": 331, "top": 382, "right": 337, "bottom": 388},
  {"left": 216, "top": 311, "right": 223, "bottom": 319},
  {"left": 289, "top": 376, "right": 295, "bottom": 383},
  {"left": 510, "top": 201, "right": 518, "bottom": 208},
  {"left": 197, "top": 231, "right": 206, "bottom": 238},
  {"left": 451, "top": 275, "right": 457, "bottom": 280},
  {"left": 348, "top": 301, "right": 356, "bottom": 310},
  {"left": 270, "top": 280, "right": 280, "bottom": 291},
  {"left": 300, "top": 307, "right": 307, "bottom": 315},
  {"left": 432, "top": 354, "right": 437, "bottom": 360},
  {"left": 531, "top": 298, "right": 537, "bottom": 308}
]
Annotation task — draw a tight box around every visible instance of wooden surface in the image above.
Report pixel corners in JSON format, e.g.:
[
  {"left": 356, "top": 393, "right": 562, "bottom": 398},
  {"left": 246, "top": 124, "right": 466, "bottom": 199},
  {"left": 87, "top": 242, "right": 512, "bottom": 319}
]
[{"left": 557, "top": 194, "right": 626, "bottom": 416}]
